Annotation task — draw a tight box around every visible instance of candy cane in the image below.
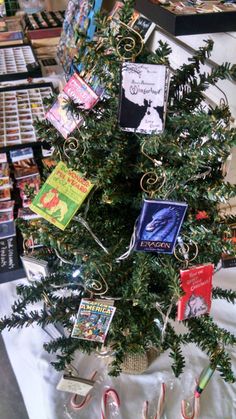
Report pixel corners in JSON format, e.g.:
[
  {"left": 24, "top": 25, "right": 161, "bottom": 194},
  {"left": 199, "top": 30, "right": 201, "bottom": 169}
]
[
  {"left": 142, "top": 400, "right": 149, "bottom": 419},
  {"left": 70, "top": 371, "right": 97, "bottom": 410},
  {"left": 155, "top": 383, "right": 166, "bottom": 419},
  {"left": 181, "top": 397, "right": 200, "bottom": 419},
  {"left": 142, "top": 383, "right": 166, "bottom": 419},
  {"left": 70, "top": 392, "right": 92, "bottom": 410},
  {"left": 101, "top": 388, "right": 120, "bottom": 419}
]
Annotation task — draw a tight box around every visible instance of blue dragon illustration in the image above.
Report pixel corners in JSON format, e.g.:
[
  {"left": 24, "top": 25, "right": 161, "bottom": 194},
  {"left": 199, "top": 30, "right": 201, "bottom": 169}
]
[{"left": 141, "top": 206, "right": 179, "bottom": 242}]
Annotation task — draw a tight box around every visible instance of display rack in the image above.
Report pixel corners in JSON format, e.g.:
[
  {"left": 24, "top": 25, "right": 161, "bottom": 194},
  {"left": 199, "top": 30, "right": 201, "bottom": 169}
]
[
  {"left": 0, "top": 44, "right": 41, "bottom": 81},
  {"left": 0, "top": 141, "right": 49, "bottom": 282},
  {"left": 0, "top": 82, "right": 53, "bottom": 281},
  {"left": 23, "top": 10, "right": 65, "bottom": 40},
  {"left": 0, "top": 82, "right": 53, "bottom": 147}
]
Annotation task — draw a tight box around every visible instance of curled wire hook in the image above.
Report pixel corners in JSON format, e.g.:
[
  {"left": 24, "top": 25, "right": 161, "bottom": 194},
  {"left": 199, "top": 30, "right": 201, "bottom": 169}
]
[
  {"left": 174, "top": 236, "right": 198, "bottom": 268},
  {"left": 63, "top": 136, "right": 80, "bottom": 159},
  {"left": 140, "top": 171, "right": 166, "bottom": 198},
  {"left": 214, "top": 84, "right": 228, "bottom": 108},
  {"left": 54, "top": 248, "right": 74, "bottom": 265},
  {"left": 141, "top": 142, "right": 163, "bottom": 168},
  {"left": 140, "top": 142, "right": 166, "bottom": 197},
  {"left": 85, "top": 268, "right": 109, "bottom": 296},
  {"left": 115, "top": 20, "right": 144, "bottom": 61}
]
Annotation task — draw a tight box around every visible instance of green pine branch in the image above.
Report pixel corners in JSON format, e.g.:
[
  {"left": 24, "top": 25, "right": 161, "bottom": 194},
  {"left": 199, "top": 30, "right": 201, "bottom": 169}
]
[
  {"left": 212, "top": 287, "right": 236, "bottom": 304},
  {"left": 163, "top": 324, "right": 185, "bottom": 377},
  {"left": 184, "top": 316, "right": 236, "bottom": 382}
]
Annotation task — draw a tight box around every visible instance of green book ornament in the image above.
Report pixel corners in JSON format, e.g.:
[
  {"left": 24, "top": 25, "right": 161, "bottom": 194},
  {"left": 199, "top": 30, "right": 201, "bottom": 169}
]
[{"left": 30, "top": 162, "right": 94, "bottom": 230}]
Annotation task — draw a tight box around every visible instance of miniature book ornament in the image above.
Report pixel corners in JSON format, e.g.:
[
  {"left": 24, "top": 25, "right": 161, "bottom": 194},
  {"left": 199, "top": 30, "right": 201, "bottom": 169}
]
[
  {"left": 129, "top": 11, "right": 155, "bottom": 43},
  {"left": 30, "top": 162, "right": 94, "bottom": 230},
  {"left": 135, "top": 199, "right": 188, "bottom": 254},
  {"left": 177, "top": 263, "right": 214, "bottom": 321},
  {"left": 46, "top": 72, "right": 99, "bottom": 138},
  {"left": 119, "top": 63, "right": 170, "bottom": 134},
  {"left": 72, "top": 299, "right": 116, "bottom": 343},
  {"left": 57, "top": 374, "right": 95, "bottom": 396}
]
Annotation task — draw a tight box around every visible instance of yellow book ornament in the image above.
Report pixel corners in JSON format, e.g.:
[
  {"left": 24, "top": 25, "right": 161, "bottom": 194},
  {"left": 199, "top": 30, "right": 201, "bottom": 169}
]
[{"left": 30, "top": 162, "right": 94, "bottom": 230}]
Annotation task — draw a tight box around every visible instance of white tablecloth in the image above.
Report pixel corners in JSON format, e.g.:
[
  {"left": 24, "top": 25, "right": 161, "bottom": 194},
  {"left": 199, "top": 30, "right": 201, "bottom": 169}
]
[{"left": 1, "top": 268, "right": 236, "bottom": 419}]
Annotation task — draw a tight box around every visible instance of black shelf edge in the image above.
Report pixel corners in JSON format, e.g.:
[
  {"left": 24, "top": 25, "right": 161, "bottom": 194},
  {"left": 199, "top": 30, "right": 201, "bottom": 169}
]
[
  {"left": 135, "top": 0, "right": 236, "bottom": 36},
  {"left": 0, "top": 268, "right": 25, "bottom": 284}
]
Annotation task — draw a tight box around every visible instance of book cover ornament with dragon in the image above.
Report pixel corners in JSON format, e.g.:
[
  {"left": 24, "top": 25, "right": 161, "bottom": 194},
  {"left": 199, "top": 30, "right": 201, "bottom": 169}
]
[{"left": 135, "top": 199, "right": 188, "bottom": 254}]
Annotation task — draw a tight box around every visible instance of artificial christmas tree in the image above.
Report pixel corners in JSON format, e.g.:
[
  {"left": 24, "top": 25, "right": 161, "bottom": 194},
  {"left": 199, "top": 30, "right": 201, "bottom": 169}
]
[{"left": 1, "top": 0, "right": 236, "bottom": 390}]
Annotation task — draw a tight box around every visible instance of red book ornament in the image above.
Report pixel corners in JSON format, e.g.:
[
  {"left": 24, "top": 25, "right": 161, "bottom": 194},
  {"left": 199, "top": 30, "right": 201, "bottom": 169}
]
[{"left": 177, "top": 263, "right": 214, "bottom": 321}]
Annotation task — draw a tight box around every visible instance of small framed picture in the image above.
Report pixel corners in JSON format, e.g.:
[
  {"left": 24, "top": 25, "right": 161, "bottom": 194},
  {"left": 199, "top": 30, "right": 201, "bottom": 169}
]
[{"left": 21, "top": 255, "right": 49, "bottom": 282}]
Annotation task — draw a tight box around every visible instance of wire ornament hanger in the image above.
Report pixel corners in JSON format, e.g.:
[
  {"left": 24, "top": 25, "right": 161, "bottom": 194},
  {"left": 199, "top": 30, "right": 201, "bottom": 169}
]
[
  {"left": 115, "top": 20, "right": 144, "bottom": 61},
  {"left": 85, "top": 268, "right": 109, "bottom": 297},
  {"left": 53, "top": 248, "right": 109, "bottom": 297},
  {"left": 63, "top": 136, "right": 81, "bottom": 160},
  {"left": 140, "top": 142, "right": 166, "bottom": 198},
  {"left": 174, "top": 235, "right": 198, "bottom": 268}
]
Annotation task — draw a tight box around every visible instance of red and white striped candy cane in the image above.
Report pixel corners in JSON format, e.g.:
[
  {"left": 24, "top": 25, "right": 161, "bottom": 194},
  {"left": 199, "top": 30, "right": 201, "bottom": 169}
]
[
  {"left": 142, "top": 400, "right": 149, "bottom": 419},
  {"left": 70, "top": 371, "right": 97, "bottom": 410},
  {"left": 101, "top": 388, "right": 120, "bottom": 419},
  {"left": 155, "top": 383, "right": 166, "bottom": 419},
  {"left": 70, "top": 392, "right": 92, "bottom": 410},
  {"left": 181, "top": 378, "right": 200, "bottom": 419},
  {"left": 142, "top": 383, "right": 166, "bottom": 419},
  {"left": 181, "top": 397, "right": 200, "bottom": 419}
]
